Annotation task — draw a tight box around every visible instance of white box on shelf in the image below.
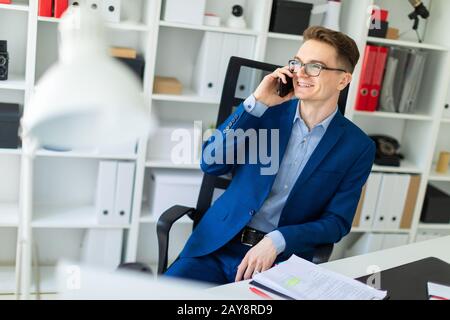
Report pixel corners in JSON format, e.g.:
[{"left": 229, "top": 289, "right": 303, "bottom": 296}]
[
  {"left": 162, "top": 0, "right": 206, "bottom": 25},
  {"left": 147, "top": 122, "right": 202, "bottom": 164},
  {"left": 80, "top": 229, "right": 123, "bottom": 271},
  {"left": 345, "top": 233, "right": 384, "bottom": 257},
  {"left": 381, "top": 234, "right": 409, "bottom": 250},
  {"left": 95, "top": 160, "right": 118, "bottom": 224},
  {"left": 113, "top": 161, "right": 136, "bottom": 224},
  {"left": 148, "top": 169, "right": 203, "bottom": 220}
]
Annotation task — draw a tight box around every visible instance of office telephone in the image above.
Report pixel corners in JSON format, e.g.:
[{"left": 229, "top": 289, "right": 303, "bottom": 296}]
[{"left": 369, "top": 135, "right": 404, "bottom": 167}]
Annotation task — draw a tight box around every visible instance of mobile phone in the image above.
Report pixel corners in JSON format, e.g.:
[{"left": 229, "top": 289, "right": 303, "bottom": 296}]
[{"left": 277, "top": 76, "right": 294, "bottom": 97}]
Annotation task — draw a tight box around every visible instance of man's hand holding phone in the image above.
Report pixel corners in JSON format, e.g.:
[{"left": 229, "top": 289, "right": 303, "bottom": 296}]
[{"left": 253, "top": 66, "right": 295, "bottom": 107}]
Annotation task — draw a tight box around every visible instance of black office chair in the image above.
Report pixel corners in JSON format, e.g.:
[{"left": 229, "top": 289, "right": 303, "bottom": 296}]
[{"left": 156, "top": 56, "right": 350, "bottom": 275}]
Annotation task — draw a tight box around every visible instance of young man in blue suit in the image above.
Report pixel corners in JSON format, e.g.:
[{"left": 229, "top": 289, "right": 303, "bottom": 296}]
[{"left": 165, "top": 26, "right": 376, "bottom": 285}]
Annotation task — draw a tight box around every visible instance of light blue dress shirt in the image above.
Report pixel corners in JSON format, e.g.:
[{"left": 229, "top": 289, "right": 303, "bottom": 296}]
[{"left": 243, "top": 94, "right": 338, "bottom": 254}]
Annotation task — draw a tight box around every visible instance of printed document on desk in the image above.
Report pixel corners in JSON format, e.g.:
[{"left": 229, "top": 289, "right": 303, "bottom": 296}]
[{"left": 252, "top": 255, "right": 387, "bottom": 300}]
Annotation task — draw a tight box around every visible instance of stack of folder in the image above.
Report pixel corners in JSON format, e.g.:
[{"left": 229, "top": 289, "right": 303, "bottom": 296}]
[
  {"left": 355, "top": 45, "right": 427, "bottom": 114},
  {"left": 95, "top": 160, "right": 136, "bottom": 225},
  {"left": 352, "top": 173, "right": 421, "bottom": 230}
]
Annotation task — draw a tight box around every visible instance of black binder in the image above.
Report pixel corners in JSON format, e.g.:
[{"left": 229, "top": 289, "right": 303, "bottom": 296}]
[{"left": 356, "top": 257, "right": 450, "bottom": 300}]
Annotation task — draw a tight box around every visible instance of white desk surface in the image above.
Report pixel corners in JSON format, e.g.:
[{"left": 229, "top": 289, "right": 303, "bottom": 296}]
[{"left": 207, "top": 235, "right": 450, "bottom": 300}]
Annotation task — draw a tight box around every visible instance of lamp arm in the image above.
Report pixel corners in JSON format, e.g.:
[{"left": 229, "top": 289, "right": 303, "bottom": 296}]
[{"left": 16, "top": 135, "right": 38, "bottom": 300}]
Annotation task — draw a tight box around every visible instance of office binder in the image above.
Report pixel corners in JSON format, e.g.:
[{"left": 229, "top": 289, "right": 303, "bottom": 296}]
[
  {"left": 113, "top": 161, "right": 136, "bottom": 224},
  {"left": 354, "top": 45, "right": 378, "bottom": 111},
  {"left": 193, "top": 32, "right": 256, "bottom": 98},
  {"left": 38, "top": 0, "right": 53, "bottom": 17},
  {"left": 373, "top": 173, "right": 396, "bottom": 229},
  {"left": 192, "top": 32, "right": 224, "bottom": 97},
  {"left": 379, "top": 56, "right": 398, "bottom": 113},
  {"left": 398, "top": 50, "right": 427, "bottom": 114},
  {"left": 54, "top": 0, "right": 68, "bottom": 18},
  {"left": 367, "top": 46, "right": 388, "bottom": 112},
  {"left": 101, "top": 0, "right": 121, "bottom": 23},
  {"left": 359, "top": 173, "right": 382, "bottom": 228},
  {"left": 95, "top": 161, "right": 118, "bottom": 224},
  {"left": 390, "top": 47, "right": 409, "bottom": 111},
  {"left": 400, "top": 175, "right": 420, "bottom": 228},
  {"left": 81, "top": 229, "right": 123, "bottom": 271},
  {"left": 386, "top": 174, "right": 410, "bottom": 229}
]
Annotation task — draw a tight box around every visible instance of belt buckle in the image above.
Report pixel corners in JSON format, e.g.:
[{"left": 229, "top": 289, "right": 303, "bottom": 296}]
[{"left": 241, "top": 228, "right": 256, "bottom": 247}]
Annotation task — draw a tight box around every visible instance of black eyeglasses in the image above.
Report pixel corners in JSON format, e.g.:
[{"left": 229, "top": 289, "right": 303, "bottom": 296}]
[{"left": 288, "top": 60, "right": 347, "bottom": 77}]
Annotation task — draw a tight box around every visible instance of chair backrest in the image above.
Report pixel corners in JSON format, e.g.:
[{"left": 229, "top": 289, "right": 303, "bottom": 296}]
[{"left": 193, "top": 56, "right": 349, "bottom": 226}]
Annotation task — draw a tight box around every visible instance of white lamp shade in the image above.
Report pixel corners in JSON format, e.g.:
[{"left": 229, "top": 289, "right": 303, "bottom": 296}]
[{"left": 22, "top": 4, "right": 155, "bottom": 150}]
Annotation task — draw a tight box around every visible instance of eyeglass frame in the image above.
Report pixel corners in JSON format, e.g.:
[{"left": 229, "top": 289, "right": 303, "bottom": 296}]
[{"left": 288, "top": 59, "right": 348, "bottom": 77}]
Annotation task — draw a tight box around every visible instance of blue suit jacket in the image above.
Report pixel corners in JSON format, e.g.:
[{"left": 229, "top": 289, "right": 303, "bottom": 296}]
[{"left": 180, "top": 99, "right": 375, "bottom": 261}]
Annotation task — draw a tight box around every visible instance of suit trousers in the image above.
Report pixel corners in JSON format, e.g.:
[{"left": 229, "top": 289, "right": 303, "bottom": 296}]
[{"left": 163, "top": 236, "right": 252, "bottom": 286}]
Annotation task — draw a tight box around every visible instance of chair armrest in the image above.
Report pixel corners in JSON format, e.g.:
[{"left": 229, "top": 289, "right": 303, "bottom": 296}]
[
  {"left": 312, "top": 243, "right": 334, "bottom": 265},
  {"left": 157, "top": 205, "right": 196, "bottom": 274}
]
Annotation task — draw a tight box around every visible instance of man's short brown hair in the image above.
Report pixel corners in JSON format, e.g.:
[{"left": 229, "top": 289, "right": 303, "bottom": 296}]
[{"left": 303, "top": 26, "right": 360, "bottom": 74}]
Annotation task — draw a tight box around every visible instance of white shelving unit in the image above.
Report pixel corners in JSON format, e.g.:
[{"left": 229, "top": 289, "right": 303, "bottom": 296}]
[{"left": 2, "top": 0, "right": 450, "bottom": 295}]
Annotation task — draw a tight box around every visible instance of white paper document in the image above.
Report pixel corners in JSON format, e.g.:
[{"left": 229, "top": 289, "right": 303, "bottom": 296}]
[
  {"left": 428, "top": 282, "right": 450, "bottom": 300},
  {"left": 252, "top": 255, "right": 387, "bottom": 300}
]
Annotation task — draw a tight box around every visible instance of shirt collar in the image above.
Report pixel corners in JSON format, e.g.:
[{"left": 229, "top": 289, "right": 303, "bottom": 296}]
[{"left": 294, "top": 101, "right": 338, "bottom": 132}]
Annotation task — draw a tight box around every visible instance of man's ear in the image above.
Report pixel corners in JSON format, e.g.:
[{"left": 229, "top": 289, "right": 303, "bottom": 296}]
[{"left": 337, "top": 73, "right": 352, "bottom": 91}]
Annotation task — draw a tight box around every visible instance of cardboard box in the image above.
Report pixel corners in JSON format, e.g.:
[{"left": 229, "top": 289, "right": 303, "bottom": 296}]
[
  {"left": 386, "top": 27, "right": 400, "bottom": 40},
  {"left": 153, "top": 76, "right": 182, "bottom": 95},
  {"left": 110, "top": 47, "right": 137, "bottom": 59}
]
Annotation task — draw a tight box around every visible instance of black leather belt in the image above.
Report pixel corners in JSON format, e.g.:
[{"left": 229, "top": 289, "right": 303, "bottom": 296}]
[{"left": 235, "top": 227, "right": 267, "bottom": 247}]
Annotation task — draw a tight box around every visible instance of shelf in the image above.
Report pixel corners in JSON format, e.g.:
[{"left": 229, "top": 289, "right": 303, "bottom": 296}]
[
  {"left": 366, "top": 36, "right": 449, "bottom": 51},
  {"left": 146, "top": 159, "right": 201, "bottom": 170},
  {"left": 351, "top": 227, "right": 411, "bottom": 234},
  {"left": 0, "top": 266, "right": 58, "bottom": 295},
  {"left": 35, "top": 149, "right": 137, "bottom": 160},
  {"left": 152, "top": 89, "right": 220, "bottom": 104},
  {"left": 371, "top": 160, "right": 422, "bottom": 174},
  {"left": 159, "top": 20, "right": 260, "bottom": 36},
  {"left": 267, "top": 32, "right": 303, "bottom": 41},
  {"left": 32, "top": 205, "right": 131, "bottom": 229},
  {"left": 105, "top": 21, "right": 149, "bottom": 32},
  {"left": 353, "top": 110, "right": 433, "bottom": 121},
  {"left": 0, "top": 2, "right": 28, "bottom": 12},
  {"left": 140, "top": 206, "right": 192, "bottom": 224},
  {"left": 0, "top": 74, "right": 26, "bottom": 90},
  {"left": 442, "top": 118, "right": 450, "bottom": 124},
  {"left": 428, "top": 165, "right": 450, "bottom": 182},
  {"left": 38, "top": 17, "right": 149, "bottom": 32},
  {"left": 418, "top": 223, "right": 450, "bottom": 230},
  {"left": 0, "top": 266, "right": 16, "bottom": 294},
  {"left": 0, "top": 148, "right": 21, "bottom": 156},
  {"left": 0, "top": 203, "right": 19, "bottom": 227}
]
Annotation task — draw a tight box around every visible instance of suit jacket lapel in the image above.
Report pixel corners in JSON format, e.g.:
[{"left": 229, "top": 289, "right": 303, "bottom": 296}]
[{"left": 277, "top": 99, "right": 298, "bottom": 162}]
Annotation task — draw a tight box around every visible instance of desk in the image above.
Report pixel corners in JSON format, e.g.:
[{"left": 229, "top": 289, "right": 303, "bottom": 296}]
[{"left": 207, "top": 235, "right": 450, "bottom": 300}]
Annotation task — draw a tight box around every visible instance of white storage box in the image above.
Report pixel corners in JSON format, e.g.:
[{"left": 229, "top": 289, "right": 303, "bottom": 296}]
[
  {"left": 162, "top": 0, "right": 206, "bottom": 25},
  {"left": 148, "top": 169, "right": 203, "bottom": 220},
  {"left": 147, "top": 123, "right": 202, "bottom": 163}
]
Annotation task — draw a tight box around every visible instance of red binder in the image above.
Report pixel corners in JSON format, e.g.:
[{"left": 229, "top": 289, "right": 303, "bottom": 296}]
[
  {"left": 38, "top": 0, "right": 53, "bottom": 17},
  {"left": 354, "top": 45, "right": 378, "bottom": 111},
  {"left": 367, "top": 46, "right": 389, "bottom": 112},
  {"left": 54, "top": 0, "right": 68, "bottom": 18},
  {"left": 0, "top": 0, "right": 12, "bottom": 4}
]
